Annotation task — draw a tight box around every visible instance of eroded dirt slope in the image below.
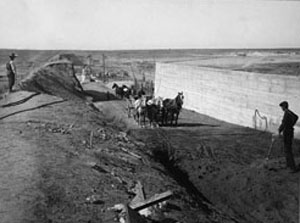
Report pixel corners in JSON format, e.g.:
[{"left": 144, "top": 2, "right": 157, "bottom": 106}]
[{"left": 130, "top": 108, "right": 300, "bottom": 223}]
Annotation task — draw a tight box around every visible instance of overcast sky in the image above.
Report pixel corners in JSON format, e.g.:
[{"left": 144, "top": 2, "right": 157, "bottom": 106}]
[{"left": 0, "top": 0, "right": 299, "bottom": 50}]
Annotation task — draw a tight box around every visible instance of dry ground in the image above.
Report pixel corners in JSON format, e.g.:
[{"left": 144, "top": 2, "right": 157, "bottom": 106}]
[{"left": 1, "top": 81, "right": 299, "bottom": 223}]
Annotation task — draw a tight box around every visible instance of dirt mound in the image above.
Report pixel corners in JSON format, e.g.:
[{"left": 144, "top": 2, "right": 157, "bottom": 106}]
[{"left": 18, "top": 60, "right": 85, "bottom": 101}]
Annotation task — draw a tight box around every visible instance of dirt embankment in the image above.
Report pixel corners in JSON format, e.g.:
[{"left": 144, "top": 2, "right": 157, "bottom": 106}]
[
  {"left": 0, "top": 62, "right": 240, "bottom": 223},
  {"left": 130, "top": 111, "right": 300, "bottom": 223},
  {"left": 18, "top": 61, "right": 85, "bottom": 100}
]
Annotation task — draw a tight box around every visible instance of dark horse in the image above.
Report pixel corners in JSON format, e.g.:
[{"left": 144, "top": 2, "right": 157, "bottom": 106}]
[
  {"left": 145, "top": 97, "right": 164, "bottom": 128},
  {"left": 121, "top": 84, "right": 132, "bottom": 99},
  {"left": 112, "top": 83, "right": 125, "bottom": 99},
  {"left": 162, "top": 92, "right": 184, "bottom": 126}
]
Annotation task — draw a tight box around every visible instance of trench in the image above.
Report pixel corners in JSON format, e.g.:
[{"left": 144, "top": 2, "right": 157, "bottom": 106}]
[
  {"left": 150, "top": 143, "right": 212, "bottom": 213},
  {"left": 146, "top": 129, "right": 240, "bottom": 223}
]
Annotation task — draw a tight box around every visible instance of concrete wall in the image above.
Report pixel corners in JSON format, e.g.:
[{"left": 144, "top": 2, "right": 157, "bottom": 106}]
[{"left": 155, "top": 63, "right": 300, "bottom": 138}]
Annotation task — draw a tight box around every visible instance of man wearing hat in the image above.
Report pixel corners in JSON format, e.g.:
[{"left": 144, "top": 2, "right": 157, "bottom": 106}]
[
  {"left": 278, "top": 101, "right": 299, "bottom": 173},
  {"left": 6, "top": 53, "right": 18, "bottom": 93}
]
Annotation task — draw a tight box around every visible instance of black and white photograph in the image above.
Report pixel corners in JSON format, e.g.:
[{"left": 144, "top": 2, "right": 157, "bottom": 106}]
[{"left": 0, "top": 0, "right": 300, "bottom": 222}]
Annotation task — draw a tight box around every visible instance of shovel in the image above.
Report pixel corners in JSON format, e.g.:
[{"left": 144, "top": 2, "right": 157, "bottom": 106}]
[
  {"left": 251, "top": 134, "right": 281, "bottom": 169},
  {"left": 265, "top": 134, "right": 278, "bottom": 161}
]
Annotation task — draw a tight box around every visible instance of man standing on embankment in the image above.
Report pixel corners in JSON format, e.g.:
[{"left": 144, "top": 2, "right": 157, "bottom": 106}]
[
  {"left": 278, "top": 101, "right": 299, "bottom": 173},
  {"left": 6, "top": 53, "right": 18, "bottom": 93}
]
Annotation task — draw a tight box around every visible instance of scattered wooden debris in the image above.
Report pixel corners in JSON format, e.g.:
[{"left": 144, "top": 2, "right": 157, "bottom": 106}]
[
  {"left": 117, "top": 131, "right": 129, "bottom": 142},
  {"left": 120, "top": 147, "right": 142, "bottom": 160},
  {"left": 126, "top": 205, "right": 148, "bottom": 223},
  {"left": 129, "top": 181, "right": 151, "bottom": 217},
  {"left": 108, "top": 204, "right": 148, "bottom": 223},
  {"left": 85, "top": 195, "right": 104, "bottom": 205},
  {"left": 130, "top": 190, "right": 173, "bottom": 212},
  {"left": 130, "top": 181, "right": 145, "bottom": 204},
  {"left": 97, "top": 128, "right": 107, "bottom": 140},
  {"left": 108, "top": 181, "right": 173, "bottom": 223},
  {"left": 90, "top": 130, "right": 94, "bottom": 149},
  {"left": 91, "top": 164, "right": 108, "bottom": 173},
  {"left": 87, "top": 161, "right": 128, "bottom": 185},
  {"left": 111, "top": 168, "right": 128, "bottom": 185},
  {"left": 62, "top": 121, "right": 76, "bottom": 134}
]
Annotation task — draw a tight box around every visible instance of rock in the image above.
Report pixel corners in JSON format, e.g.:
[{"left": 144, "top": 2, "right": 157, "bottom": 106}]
[
  {"left": 86, "top": 195, "right": 104, "bottom": 205},
  {"left": 108, "top": 204, "right": 126, "bottom": 212}
]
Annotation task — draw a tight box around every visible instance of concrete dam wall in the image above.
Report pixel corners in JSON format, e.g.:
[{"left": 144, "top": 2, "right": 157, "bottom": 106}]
[{"left": 155, "top": 62, "right": 300, "bottom": 139}]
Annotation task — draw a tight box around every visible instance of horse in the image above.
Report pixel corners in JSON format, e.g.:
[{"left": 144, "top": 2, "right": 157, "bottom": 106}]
[
  {"left": 122, "top": 84, "right": 132, "bottom": 99},
  {"left": 133, "top": 95, "right": 147, "bottom": 128},
  {"left": 137, "top": 88, "right": 146, "bottom": 97},
  {"left": 112, "top": 83, "right": 124, "bottom": 99},
  {"left": 126, "top": 95, "right": 136, "bottom": 118},
  {"left": 162, "top": 92, "right": 184, "bottom": 126},
  {"left": 146, "top": 96, "right": 164, "bottom": 128}
]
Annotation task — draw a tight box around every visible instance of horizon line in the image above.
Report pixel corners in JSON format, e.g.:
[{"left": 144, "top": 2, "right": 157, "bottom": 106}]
[{"left": 1, "top": 47, "right": 300, "bottom": 52}]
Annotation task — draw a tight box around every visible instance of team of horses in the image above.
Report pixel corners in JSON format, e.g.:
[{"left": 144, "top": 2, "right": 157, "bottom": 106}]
[{"left": 112, "top": 83, "right": 184, "bottom": 128}]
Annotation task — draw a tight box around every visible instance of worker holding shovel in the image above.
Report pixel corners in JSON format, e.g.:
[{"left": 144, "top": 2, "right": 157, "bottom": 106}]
[{"left": 278, "top": 101, "right": 299, "bottom": 173}]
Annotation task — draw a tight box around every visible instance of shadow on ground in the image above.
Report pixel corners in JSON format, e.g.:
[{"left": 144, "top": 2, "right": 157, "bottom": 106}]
[
  {"left": 84, "top": 90, "right": 119, "bottom": 102},
  {"left": 159, "top": 123, "right": 220, "bottom": 128},
  {"left": 173, "top": 123, "right": 220, "bottom": 128},
  {"left": 1, "top": 93, "right": 40, "bottom": 108}
]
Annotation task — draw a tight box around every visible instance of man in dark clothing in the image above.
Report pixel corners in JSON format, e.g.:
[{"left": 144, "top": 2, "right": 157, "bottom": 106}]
[
  {"left": 278, "top": 101, "right": 299, "bottom": 173},
  {"left": 6, "top": 53, "right": 18, "bottom": 93}
]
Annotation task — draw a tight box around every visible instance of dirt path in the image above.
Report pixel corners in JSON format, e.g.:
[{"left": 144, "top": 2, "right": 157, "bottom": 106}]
[
  {"left": 0, "top": 92, "right": 57, "bottom": 222},
  {"left": 0, "top": 126, "right": 39, "bottom": 222},
  {"left": 0, "top": 92, "right": 110, "bottom": 223}
]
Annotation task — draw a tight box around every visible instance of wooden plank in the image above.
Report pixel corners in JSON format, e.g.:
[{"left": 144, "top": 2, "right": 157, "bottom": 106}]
[
  {"left": 129, "top": 190, "right": 173, "bottom": 211},
  {"left": 129, "top": 181, "right": 146, "bottom": 206},
  {"left": 126, "top": 205, "right": 146, "bottom": 223}
]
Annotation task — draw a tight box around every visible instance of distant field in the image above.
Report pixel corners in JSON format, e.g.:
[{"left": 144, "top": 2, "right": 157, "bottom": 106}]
[
  {"left": 234, "top": 61, "right": 300, "bottom": 75},
  {"left": 1, "top": 48, "right": 300, "bottom": 89}
]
